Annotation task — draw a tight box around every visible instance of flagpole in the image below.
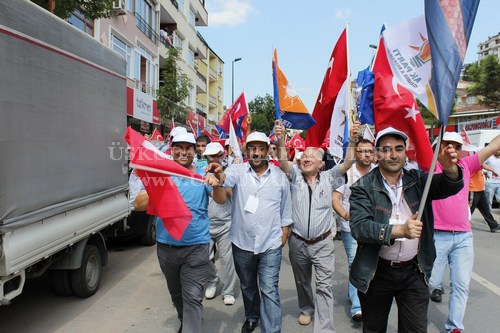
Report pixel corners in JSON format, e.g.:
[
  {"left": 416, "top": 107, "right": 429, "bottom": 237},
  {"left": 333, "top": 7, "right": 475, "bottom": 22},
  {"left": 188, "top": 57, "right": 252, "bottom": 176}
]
[
  {"left": 416, "top": 125, "right": 444, "bottom": 221},
  {"left": 345, "top": 22, "right": 355, "bottom": 124}
]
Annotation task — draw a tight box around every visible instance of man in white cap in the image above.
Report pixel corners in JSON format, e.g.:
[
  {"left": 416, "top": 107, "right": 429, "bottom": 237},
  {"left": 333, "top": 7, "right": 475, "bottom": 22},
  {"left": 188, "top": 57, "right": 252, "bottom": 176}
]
[
  {"left": 202, "top": 142, "right": 238, "bottom": 306},
  {"left": 222, "top": 131, "right": 293, "bottom": 333},
  {"left": 349, "top": 127, "right": 463, "bottom": 333},
  {"left": 134, "top": 132, "right": 227, "bottom": 333},
  {"left": 429, "top": 131, "right": 500, "bottom": 333},
  {"left": 274, "top": 120, "right": 360, "bottom": 332}
]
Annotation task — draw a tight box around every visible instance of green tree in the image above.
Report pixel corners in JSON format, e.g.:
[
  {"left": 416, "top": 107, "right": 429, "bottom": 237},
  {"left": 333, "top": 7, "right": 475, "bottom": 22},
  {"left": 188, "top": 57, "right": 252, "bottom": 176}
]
[
  {"left": 248, "top": 94, "right": 275, "bottom": 134},
  {"left": 466, "top": 55, "right": 500, "bottom": 109},
  {"left": 157, "top": 47, "right": 193, "bottom": 125},
  {"left": 31, "top": 0, "right": 113, "bottom": 19}
]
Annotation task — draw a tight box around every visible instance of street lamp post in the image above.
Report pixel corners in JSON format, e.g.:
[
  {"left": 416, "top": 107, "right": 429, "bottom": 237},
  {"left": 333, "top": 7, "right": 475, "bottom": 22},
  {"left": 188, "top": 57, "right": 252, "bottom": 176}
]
[{"left": 231, "top": 57, "right": 242, "bottom": 102}]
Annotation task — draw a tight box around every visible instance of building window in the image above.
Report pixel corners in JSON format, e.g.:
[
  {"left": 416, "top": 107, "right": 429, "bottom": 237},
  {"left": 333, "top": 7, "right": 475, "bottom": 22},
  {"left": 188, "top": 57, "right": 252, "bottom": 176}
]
[
  {"left": 127, "top": 0, "right": 134, "bottom": 12},
  {"left": 218, "top": 87, "right": 222, "bottom": 101},
  {"left": 136, "top": 0, "right": 158, "bottom": 44},
  {"left": 111, "top": 34, "right": 132, "bottom": 77},
  {"left": 67, "top": 9, "right": 94, "bottom": 36},
  {"left": 218, "top": 62, "right": 223, "bottom": 76},
  {"left": 173, "top": 32, "right": 183, "bottom": 50},
  {"left": 134, "top": 47, "right": 156, "bottom": 97},
  {"left": 188, "top": 48, "right": 195, "bottom": 68},
  {"left": 177, "top": 0, "right": 185, "bottom": 14},
  {"left": 188, "top": 8, "right": 196, "bottom": 27}
]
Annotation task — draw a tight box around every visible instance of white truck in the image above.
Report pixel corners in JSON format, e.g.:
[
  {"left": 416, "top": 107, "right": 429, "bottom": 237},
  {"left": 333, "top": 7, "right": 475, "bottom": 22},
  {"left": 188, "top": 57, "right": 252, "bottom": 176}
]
[
  {"left": 465, "top": 129, "right": 500, "bottom": 150},
  {"left": 0, "top": 0, "right": 130, "bottom": 305}
]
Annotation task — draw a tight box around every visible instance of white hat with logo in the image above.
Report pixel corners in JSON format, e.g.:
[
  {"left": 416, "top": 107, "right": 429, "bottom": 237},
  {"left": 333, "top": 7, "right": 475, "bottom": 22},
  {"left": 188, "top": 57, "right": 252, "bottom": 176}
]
[
  {"left": 203, "top": 142, "right": 224, "bottom": 156},
  {"left": 375, "top": 127, "right": 408, "bottom": 147},
  {"left": 246, "top": 131, "right": 270, "bottom": 145}
]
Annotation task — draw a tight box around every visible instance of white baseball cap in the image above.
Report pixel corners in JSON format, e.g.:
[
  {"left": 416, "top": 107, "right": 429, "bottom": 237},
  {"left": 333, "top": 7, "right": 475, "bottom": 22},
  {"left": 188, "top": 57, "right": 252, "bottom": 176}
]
[
  {"left": 172, "top": 132, "right": 196, "bottom": 144},
  {"left": 442, "top": 132, "right": 464, "bottom": 145},
  {"left": 246, "top": 131, "right": 270, "bottom": 145},
  {"left": 170, "top": 127, "right": 188, "bottom": 138},
  {"left": 375, "top": 127, "right": 408, "bottom": 147},
  {"left": 203, "top": 142, "right": 224, "bottom": 156}
]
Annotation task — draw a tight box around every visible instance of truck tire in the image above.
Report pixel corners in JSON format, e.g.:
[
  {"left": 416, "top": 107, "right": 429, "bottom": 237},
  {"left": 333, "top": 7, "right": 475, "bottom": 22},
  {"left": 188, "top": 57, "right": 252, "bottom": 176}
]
[
  {"left": 70, "top": 245, "right": 102, "bottom": 298},
  {"left": 139, "top": 215, "right": 156, "bottom": 246},
  {"left": 50, "top": 270, "right": 73, "bottom": 297}
]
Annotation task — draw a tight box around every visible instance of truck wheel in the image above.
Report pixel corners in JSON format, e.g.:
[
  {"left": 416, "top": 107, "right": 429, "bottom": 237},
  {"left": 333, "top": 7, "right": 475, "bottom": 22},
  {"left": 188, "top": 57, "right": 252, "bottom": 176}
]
[
  {"left": 139, "top": 215, "right": 156, "bottom": 246},
  {"left": 70, "top": 245, "right": 102, "bottom": 297},
  {"left": 50, "top": 270, "right": 74, "bottom": 297}
]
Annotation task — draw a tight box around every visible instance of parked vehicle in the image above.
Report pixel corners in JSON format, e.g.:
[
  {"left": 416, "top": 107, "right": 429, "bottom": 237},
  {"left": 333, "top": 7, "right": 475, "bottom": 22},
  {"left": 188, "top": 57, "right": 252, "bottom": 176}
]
[{"left": 0, "top": 0, "right": 129, "bottom": 304}]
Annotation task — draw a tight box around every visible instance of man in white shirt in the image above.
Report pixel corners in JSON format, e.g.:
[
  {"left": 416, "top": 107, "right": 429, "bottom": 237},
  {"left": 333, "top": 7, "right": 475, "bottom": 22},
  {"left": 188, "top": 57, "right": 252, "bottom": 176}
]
[{"left": 484, "top": 150, "right": 500, "bottom": 208}]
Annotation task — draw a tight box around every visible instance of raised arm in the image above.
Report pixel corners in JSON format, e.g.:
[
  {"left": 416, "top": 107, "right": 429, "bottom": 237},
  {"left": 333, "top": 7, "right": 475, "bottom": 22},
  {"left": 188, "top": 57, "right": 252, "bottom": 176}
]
[
  {"left": 338, "top": 121, "right": 361, "bottom": 174},
  {"left": 274, "top": 120, "right": 293, "bottom": 174}
]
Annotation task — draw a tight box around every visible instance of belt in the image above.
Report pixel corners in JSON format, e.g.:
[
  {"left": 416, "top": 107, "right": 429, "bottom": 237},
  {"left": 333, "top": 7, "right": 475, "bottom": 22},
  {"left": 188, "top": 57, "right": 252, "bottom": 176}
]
[
  {"left": 378, "top": 256, "right": 416, "bottom": 269},
  {"left": 293, "top": 230, "right": 332, "bottom": 244},
  {"left": 435, "top": 229, "right": 465, "bottom": 233}
]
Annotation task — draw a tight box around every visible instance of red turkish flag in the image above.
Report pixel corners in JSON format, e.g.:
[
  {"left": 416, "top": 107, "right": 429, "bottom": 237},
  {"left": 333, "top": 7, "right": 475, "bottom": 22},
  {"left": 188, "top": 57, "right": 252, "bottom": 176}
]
[
  {"left": 305, "top": 28, "right": 348, "bottom": 147},
  {"left": 373, "top": 39, "right": 433, "bottom": 171},
  {"left": 289, "top": 134, "right": 305, "bottom": 151},
  {"left": 151, "top": 128, "right": 164, "bottom": 141},
  {"left": 125, "top": 127, "right": 204, "bottom": 240}
]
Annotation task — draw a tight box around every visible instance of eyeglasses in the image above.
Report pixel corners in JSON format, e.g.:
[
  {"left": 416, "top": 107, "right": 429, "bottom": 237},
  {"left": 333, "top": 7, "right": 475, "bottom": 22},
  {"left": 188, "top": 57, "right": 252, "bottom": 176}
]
[{"left": 356, "top": 149, "right": 374, "bottom": 154}]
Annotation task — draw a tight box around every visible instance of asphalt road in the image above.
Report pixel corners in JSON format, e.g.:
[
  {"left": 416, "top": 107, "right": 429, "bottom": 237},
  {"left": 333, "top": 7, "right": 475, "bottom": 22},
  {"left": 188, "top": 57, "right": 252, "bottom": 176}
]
[{"left": 1, "top": 210, "right": 500, "bottom": 333}]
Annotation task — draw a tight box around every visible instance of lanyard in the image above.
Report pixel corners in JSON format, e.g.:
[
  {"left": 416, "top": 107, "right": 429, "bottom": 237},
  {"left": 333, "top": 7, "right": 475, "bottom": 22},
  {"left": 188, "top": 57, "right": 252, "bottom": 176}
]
[{"left": 383, "top": 176, "right": 403, "bottom": 221}]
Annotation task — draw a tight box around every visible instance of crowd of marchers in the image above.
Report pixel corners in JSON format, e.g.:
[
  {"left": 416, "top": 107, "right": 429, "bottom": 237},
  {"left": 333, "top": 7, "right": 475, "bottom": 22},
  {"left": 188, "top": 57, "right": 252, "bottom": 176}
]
[{"left": 131, "top": 119, "right": 500, "bottom": 333}]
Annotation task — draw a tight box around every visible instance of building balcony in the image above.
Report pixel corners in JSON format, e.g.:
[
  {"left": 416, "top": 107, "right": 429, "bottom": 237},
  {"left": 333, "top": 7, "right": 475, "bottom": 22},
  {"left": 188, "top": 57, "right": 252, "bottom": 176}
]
[
  {"left": 209, "top": 95, "right": 217, "bottom": 108},
  {"left": 209, "top": 67, "right": 217, "bottom": 82},
  {"left": 191, "top": 0, "right": 208, "bottom": 27},
  {"left": 134, "top": 79, "right": 156, "bottom": 98},
  {"left": 135, "top": 12, "right": 158, "bottom": 45}
]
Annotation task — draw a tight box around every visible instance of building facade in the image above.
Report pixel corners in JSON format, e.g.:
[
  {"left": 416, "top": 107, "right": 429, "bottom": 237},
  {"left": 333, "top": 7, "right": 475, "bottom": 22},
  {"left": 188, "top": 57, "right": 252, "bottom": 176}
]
[{"left": 478, "top": 32, "right": 500, "bottom": 61}]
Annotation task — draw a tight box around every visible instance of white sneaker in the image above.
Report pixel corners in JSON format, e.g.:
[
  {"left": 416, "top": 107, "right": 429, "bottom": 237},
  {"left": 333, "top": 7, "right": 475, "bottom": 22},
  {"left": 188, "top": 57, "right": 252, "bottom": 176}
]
[
  {"left": 223, "top": 295, "right": 235, "bottom": 305},
  {"left": 205, "top": 285, "right": 216, "bottom": 299}
]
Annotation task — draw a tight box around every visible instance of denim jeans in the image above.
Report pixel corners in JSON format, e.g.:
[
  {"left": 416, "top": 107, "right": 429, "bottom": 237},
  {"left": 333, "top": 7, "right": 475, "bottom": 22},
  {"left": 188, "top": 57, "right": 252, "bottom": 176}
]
[
  {"left": 429, "top": 231, "right": 474, "bottom": 332},
  {"left": 485, "top": 182, "right": 500, "bottom": 208},
  {"left": 342, "top": 231, "right": 361, "bottom": 317},
  {"left": 232, "top": 244, "right": 282, "bottom": 333}
]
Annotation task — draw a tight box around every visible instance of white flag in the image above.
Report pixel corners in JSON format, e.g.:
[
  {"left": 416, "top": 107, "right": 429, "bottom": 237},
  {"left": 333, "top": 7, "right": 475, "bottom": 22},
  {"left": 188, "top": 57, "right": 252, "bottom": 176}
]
[
  {"left": 328, "top": 79, "right": 349, "bottom": 159},
  {"left": 228, "top": 121, "right": 243, "bottom": 165}
]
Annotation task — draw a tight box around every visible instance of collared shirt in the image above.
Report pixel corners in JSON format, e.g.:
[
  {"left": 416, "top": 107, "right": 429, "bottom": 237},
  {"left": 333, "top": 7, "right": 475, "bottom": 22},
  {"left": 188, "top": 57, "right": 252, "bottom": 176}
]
[
  {"left": 289, "top": 164, "right": 344, "bottom": 239},
  {"left": 224, "top": 162, "right": 293, "bottom": 254},
  {"left": 485, "top": 155, "right": 500, "bottom": 184},
  {"left": 378, "top": 171, "right": 418, "bottom": 262},
  {"left": 335, "top": 163, "right": 375, "bottom": 232}
]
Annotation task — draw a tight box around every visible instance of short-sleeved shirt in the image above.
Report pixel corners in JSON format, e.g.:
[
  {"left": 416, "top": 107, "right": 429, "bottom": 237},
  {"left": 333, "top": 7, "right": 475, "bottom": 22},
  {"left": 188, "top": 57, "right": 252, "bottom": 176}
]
[
  {"left": 433, "top": 154, "right": 480, "bottom": 232},
  {"left": 335, "top": 163, "right": 375, "bottom": 232},
  {"left": 155, "top": 167, "right": 213, "bottom": 246},
  {"left": 224, "top": 162, "right": 293, "bottom": 254},
  {"left": 469, "top": 169, "right": 485, "bottom": 192},
  {"left": 289, "top": 164, "right": 344, "bottom": 239},
  {"left": 485, "top": 155, "right": 500, "bottom": 184}
]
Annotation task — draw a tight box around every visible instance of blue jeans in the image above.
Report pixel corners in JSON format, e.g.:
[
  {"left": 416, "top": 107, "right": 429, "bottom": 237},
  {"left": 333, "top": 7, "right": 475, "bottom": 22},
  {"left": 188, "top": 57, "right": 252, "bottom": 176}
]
[
  {"left": 429, "top": 231, "right": 474, "bottom": 332},
  {"left": 342, "top": 231, "right": 361, "bottom": 317},
  {"left": 232, "top": 244, "right": 282, "bottom": 333},
  {"left": 485, "top": 182, "right": 500, "bottom": 208}
]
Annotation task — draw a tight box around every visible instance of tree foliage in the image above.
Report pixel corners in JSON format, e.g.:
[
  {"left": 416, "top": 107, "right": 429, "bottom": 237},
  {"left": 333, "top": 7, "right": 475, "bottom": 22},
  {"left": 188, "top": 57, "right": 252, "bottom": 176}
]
[
  {"left": 157, "top": 47, "right": 193, "bottom": 125},
  {"left": 248, "top": 94, "right": 275, "bottom": 134},
  {"left": 31, "top": 0, "right": 113, "bottom": 19},
  {"left": 465, "top": 55, "right": 500, "bottom": 109}
]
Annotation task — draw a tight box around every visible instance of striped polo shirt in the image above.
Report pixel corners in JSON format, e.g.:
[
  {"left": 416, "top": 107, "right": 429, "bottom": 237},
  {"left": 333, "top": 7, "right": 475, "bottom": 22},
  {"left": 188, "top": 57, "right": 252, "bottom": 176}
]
[{"left": 289, "top": 164, "right": 344, "bottom": 239}]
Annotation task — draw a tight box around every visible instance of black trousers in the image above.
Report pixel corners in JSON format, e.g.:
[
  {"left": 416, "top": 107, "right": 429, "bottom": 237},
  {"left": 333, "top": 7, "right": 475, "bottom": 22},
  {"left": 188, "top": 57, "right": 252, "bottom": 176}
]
[
  {"left": 470, "top": 190, "right": 499, "bottom": 230},
  {"left": 358, "top": 260, "right": 429, "bottom": 333}
]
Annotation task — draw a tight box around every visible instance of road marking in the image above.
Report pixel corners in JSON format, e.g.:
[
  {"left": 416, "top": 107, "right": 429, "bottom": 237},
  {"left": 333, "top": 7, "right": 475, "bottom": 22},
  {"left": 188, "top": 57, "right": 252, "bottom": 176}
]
[{"left": 472, "top": 272, "right": 500, "bottom": 296}]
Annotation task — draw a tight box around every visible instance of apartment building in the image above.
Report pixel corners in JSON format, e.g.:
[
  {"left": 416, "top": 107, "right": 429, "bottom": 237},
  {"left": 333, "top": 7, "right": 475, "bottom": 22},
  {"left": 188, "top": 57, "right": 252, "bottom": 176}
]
[
  {"left": 478, "top": 32, "right": 500, "bottom": 61},
  {"left": 66, "top": 0, "right": 223, "bottom": 135}
]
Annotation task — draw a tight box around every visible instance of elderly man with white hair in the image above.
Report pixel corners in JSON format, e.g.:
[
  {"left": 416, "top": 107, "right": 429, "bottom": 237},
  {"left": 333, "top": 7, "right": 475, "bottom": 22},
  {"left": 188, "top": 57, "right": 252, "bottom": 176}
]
[{"left": 274, "top": 120, "right": 360, "bottom": 333}]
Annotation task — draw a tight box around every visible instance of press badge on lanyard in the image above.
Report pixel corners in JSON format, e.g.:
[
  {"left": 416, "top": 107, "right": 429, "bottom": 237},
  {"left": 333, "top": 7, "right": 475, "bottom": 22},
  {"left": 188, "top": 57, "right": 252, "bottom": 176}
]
[{"left": 244, "top": 174, "right": 270, "bottom": 214}]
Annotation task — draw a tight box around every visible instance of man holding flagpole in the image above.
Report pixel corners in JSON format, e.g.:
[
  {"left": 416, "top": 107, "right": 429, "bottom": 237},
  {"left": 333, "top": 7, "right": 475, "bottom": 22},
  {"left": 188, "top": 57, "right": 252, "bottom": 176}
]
[
  {"left": 275, "top": 120, "right": 360, "bottom": 332},
  {"left": 134, "top": 131, "right": 227, "bottom": 333},
  {"left": 349, "top": 128, "right": 463, "bottom": 333}
]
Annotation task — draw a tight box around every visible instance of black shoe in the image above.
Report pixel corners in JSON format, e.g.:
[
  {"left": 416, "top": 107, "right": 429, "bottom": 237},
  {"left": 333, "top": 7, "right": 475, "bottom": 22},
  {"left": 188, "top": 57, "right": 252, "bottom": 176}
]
[
  {"left": 178, "top": 324, "right": 182, "bottom": 333},
  {"left": 430, "top": 288, "right": 442, "bottom": 302},
  {"left": 241, "top": 320, "right": 257, "bottom": 333},
  {"left": 490, "top": 225, "right": 500, "bottom": 233},
  {"left": 352, "top": 311, "right": 363, "bottom": 322}
]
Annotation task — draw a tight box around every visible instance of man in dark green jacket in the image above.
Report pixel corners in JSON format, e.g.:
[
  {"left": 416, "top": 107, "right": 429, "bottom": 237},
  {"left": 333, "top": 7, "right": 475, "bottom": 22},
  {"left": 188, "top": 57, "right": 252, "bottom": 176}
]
[{"left": 349, "top": 127, "right": 463, "bottom": 333}]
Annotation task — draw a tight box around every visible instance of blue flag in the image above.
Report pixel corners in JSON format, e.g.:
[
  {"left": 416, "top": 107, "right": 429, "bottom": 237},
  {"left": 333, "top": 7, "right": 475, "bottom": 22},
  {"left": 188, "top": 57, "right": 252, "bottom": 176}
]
[
  {"left": 425, "top": 0, "right": 480, "bottom": 125},
  {"left": 356, "top": 67, "right": 375, "bottom": 125}
]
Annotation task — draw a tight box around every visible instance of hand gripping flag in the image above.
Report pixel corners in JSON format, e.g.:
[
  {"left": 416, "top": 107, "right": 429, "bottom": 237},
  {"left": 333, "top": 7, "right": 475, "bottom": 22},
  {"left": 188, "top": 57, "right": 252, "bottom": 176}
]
[
  {"left": 272, "top": 49, "right": 316, "bottom": 130},
  {"left": 425, "top": 0, "right": 480, "bottom": 125},
  {"left": 373, "top": 39, "right": 434, "bottom": 171},
  {"left": 216, "top": 92, "right": 249, "bottom": 139},
  {"left": 305, "top": 28, "right": 348, "bottom": 147},
  {"left": 125, "top": 127, "right": 204, "bottom": 240}
]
